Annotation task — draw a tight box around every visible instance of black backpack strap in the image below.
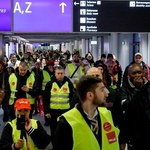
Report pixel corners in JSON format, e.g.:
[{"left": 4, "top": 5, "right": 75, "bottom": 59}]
[{"left": 70, "top": 65, "right": 80, "bottom": 79}]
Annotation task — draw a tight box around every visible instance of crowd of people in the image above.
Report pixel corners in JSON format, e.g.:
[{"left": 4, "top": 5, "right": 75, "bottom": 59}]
[{"left": 0, "top": 49, "right": 150, "bottom": 150}]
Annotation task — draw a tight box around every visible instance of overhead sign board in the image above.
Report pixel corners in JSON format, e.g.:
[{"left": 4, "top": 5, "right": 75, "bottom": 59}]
[
  {"left": 0, "top": 0, "right": 12, "bottom": 32},
  {"left": 73, "top": 1, "right": 150, "bottom": 32},
  {"left": 14, "top": 0, "right": 73, "bottom": 32}
]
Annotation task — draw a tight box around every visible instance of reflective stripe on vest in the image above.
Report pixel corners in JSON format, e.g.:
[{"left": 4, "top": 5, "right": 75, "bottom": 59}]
[
  {"left": 9, "top": 119, "right": 38, "bottom": 150},
  {"left": 50, "top": 82, "right": 70, "bottom": 109},
  {"left": 67, "top": 63, "right": 85, "bottom": 88},
  {"left": 42, "top": 70, "right": 51, "bottom": 90},
  {"left": 67, "top": 63, "right": 85, "bottom": 80},
  {"left": 62, "top": 107, "right": 119, "bottom": 150},
  {"left": 9, "top": 73, "right": 35, "bottom": 105}
]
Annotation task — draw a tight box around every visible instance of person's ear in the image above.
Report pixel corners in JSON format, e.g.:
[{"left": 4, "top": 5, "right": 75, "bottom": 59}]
[{"left": 87, "top": 91, "right": 94, "bottom": 101}]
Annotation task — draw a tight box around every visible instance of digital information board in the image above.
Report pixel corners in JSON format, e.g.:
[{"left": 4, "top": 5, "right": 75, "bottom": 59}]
[
  {"left": 14, "top": 0, "right": 73, "bottom": 32},
  {"left": 0, "top": 0, "right": 12, "bottom": 32},
  {"left": 73, "top": 1, "right": 150, "bottom": 32}
]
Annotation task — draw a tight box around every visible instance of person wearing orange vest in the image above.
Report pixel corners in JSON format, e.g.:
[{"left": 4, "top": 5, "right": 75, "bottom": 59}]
[
  {"left": 0, "top": 98, "right": 51, "bottom": 150},
  {"left": 43, "top": 65, "right": 75, "bottom": 143},
  {"left": 53, "top": 75, "right": 119, "bottom": 150}
]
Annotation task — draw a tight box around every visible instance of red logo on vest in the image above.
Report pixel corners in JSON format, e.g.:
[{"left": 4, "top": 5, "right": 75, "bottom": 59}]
[
  {"left": 63, "top": 88, "right": 67, "bottom": 92},
  {"left": 12, "top": 82, "right": 15, "bottom": 86},
  {"left": 29, "top": 82, "right": 32, "bottom": 87},
  {"left": 106, "top": 131, "right": 117, "bottom": 144},
  {"left": 53, "top": 88, "right": 57, "bottom": 92},
  {"left": 103, "top": 122, "right": 112, "bottom": 132}
]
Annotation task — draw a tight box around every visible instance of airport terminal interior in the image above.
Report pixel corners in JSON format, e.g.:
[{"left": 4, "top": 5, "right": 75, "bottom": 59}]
[{"left": 1, "top": 1, "right": 150, "bottom": 149}]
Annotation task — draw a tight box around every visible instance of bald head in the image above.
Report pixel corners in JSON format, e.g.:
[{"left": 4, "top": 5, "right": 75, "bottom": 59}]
[
  {"left": 86, "top": 67, "right": 103, "bottom": 79},
  {"left": 128, "top": 64, "right": 143, "bottom": 76}
]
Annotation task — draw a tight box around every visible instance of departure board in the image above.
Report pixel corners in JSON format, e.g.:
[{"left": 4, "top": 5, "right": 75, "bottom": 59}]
[
  {"left": 73, "top": 1, "right": 150, "bottom": 32},
  {"left": 14, "top": 0, "right": 73, "bottom": 32},
  {"left": 0, "top": 0, "right": 12, "bottom": 32}
]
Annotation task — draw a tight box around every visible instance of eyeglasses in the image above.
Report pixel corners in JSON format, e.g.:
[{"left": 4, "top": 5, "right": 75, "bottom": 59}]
[
  {"left": 91, "top": 74, "right": 100, "bottom": 78},
  {"left": 131, "top": 71, "right": 142, "bottom": 75}
]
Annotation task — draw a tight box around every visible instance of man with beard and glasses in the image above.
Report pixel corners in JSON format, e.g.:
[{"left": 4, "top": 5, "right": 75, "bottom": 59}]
[
  {"left": 53, "top": 75, "right": 119, "bottom": 150},
  {"left": 114, "top": 63, "right": 150, "bottom": 150}
]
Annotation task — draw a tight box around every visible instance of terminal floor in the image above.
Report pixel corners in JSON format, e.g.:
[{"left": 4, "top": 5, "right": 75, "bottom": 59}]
[{"left": 0, "top": 108, "right": 53, "bottom": 150}]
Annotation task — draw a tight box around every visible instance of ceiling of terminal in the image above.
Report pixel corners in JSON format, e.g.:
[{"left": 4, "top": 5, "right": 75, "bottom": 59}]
[{"left": 5, "top": 33, "right": 110, "bottom": 44}]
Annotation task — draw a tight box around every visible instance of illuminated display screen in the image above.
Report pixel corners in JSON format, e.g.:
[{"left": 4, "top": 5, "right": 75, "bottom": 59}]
[
  {"left": 0, "top": 0, "right": 12, "bottom": 32},
  {"left": 73, "top": 1, "right": 150, "bottom": 32},
  {"left": 14, "top": 0, "right": 73, "bottom": 32}
]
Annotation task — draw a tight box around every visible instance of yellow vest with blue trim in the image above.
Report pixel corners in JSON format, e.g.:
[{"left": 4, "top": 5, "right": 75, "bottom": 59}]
[
  {"left": 42, "top": 70, "right": 51, "bottom": 90},
  {"left": 9, "top": 119, "right": 38, "bottom": 150},
  {"left": 50, "top": 82, "right": 70, "bottom": 110},
  {"left": 9, "top": 73, "right": 35, "bottom": 105},
  {"left": 62, "top": 107, "right": 119, "bottom": 150}
]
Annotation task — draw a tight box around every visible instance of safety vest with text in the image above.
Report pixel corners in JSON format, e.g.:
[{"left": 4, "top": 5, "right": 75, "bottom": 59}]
[
  {"left": 62, "top": 107, "right": 119, "bottom": 150},
  {"left": 50, "top": 82, "right": 70, "bottom": 110},
  {"left": 9, "top": 73, "right": 35, "bottom": 105}
]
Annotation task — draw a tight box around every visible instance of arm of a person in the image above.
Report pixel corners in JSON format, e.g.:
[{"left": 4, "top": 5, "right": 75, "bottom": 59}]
[
  {"left": 27, "top": 120, "right": 51, "bottom": 149},
  {"left": 43, "top": 81, "right": 52, "bottom": 114},
  {"left": 27, "top": 77, "right": 39, "bottom": 97},
  {"left": 53, "top": 117, "right": 73, "bottom": 150},
  {"left": 4, "top": 81, "right": 11, "bottom": 105},
  {"left": 117, "top": 65, "right": 123, "bottom": 88},
  {"left": 112, "top": 89, "right": 129, "bottom": 145},
  {"left": 67, "top": 78, "right": 75, "bottom": 102},
  {"left": 0, "top": 123, "right": 15, "bottom": 150}
]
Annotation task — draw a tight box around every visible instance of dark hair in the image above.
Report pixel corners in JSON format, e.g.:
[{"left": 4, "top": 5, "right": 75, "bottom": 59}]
[
  {"left": 107, "top": 53, "right": 113, "bottom": 59},
  {"left": 101, "top": 54, "right": 106, "bottom": 58},
  {"left": 76, "top": 75, "right": 102, "bottom": 102}
]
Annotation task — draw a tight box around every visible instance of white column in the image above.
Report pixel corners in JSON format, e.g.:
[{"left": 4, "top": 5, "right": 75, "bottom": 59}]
[
  {"left": 9, "top": 42, "right": 15, "bottom": 56},
  {"left": 97, "top": 36, "right": 102, "bottom": 60},
  {"left": 69, "top": 41, "right": 73, "bottom": 54},
  {"left": 110, "top": 33, "right": 118, "bottom": 58},
  {"left": 91, "top": 36, "right": 98, "bottom": 61},
  {"left": 81, "top": 39, "right": 86, "bottom": 57},
  {"left": 85, "top": 39, "right": 89, "bottom": 54},
  {"left": 74, "top": 40, "right": 79, "bottom": 51},
  {"left": 15, "top": 43, "right": 19, "bottom": 54}
]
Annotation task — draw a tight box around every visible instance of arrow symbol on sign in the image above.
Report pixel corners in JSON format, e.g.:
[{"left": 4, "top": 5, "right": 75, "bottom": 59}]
[
  {"left": 74, "top": 1, "right": 79, "bottom": 6},
  {"left": 59, "top": 2, "right": 67, "bottom": 13}
]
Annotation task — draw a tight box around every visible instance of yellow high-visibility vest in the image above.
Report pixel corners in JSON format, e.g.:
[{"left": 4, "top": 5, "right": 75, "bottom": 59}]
[
  {"left": 50, "top": 82, "right": 70, "bottom": 109},
  {"left": 9, "top": 73, "right": 35, "bottom": 105},
  {"left": 62, "top": 107, "right": 119, "bottom": 150}
]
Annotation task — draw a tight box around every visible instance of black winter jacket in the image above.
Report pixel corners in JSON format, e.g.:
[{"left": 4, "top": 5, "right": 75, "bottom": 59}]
[
  {"left": 114, "top": 79, "right": 150, "bottom": 149},
  {"left": 0, "top": 120, "right": 51, "bottom": 150}
]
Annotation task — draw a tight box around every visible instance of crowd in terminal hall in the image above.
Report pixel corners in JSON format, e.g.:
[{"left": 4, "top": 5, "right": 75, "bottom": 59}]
[{"left": 0, "top": 49, "right": 150, "bottom": 150}]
